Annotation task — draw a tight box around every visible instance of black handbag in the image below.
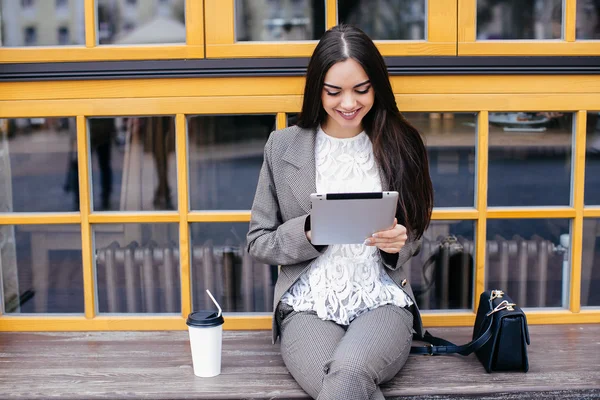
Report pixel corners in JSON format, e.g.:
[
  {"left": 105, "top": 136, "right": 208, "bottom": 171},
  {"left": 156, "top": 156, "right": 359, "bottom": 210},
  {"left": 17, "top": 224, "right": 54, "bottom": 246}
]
[{"left": 411, "top": 290, "right": 530, "bottom": 373}]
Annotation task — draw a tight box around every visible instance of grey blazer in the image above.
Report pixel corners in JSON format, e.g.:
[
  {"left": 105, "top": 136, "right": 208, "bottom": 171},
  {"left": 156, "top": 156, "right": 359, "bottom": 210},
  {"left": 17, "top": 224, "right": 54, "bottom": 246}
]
[{"left": 246, "top": 125, "right": 424, "bottom": 344}]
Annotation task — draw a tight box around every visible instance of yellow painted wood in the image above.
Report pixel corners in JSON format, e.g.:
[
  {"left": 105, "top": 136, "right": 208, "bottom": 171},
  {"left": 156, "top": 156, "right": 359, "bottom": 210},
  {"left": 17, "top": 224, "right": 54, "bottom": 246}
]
[
  {"left": 564, "top": 0, "right": 576, "bottom": 42},
  {"left": 84, "top": 0, "right": 96, "bottom": 47},
  {"left": 374, "top": 42, "right": 455, "bottom": 56},
  {"left": 276, "top": 113, "right": 287, "bottom": 130},
  {"left": 326, "top": 0, "right": 337, "bottom": 29},
  {"left": 428, "top": 0, "right": 458, "bottom": 44},
  {"left": 458, "top": 0, "right": 476, "bottom": 42},
  {"left": 206, "top": 42, "right": 319, "bottom": 58},
  {"left": 0, "top": 214, "right": 80, "bottom": 225},
  {"left": 570, "top": 111, "right": 587, "bottom": 313},
  {"left": 204, "top": 0, "right": 234, "bottom": 45},
  {"left": 458, "top": 42, "right": 600, "bottom": 56},
  {"left": 524, "top": 310, "right": 600, "bottom": 324},
  {"left": 223, "top": 315, "right": 274, "bottom": 330},
  {"left": 583, "top": 208, "right": 600, "bottom": 217},
  {"left": 0, "top": 46, "right": 205, "bottom": 63},
  {"left": 5, "top": 76, "right": 600, "bottom": 102},
  {"left": 77, "top": 116, "right": 95, "bottom": 320},
  {"left": 176, "top": 114, "right": 192, "bottom": 319},
  {"left": 88, "top": 213, "right": 180, "bottom": 223},
  {"left": 486, "top": 208, "right": 576, "bottom": 219},
  {"left": 474, "top": 111, "right": 489, "bottom": 312},
  {"left": 431, "top": 209, "right": 478, "bottom": 220},
  {"left": 186, "top": 0, "right": 204, "bottom": 49},
  {"left": 188, "top": 211, "right": 251, "bottom": 223}
]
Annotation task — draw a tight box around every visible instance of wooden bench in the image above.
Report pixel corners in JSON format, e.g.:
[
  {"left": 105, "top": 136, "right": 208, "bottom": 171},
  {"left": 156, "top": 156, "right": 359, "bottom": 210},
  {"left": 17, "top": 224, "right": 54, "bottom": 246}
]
[{"left": 1, "top": 325, "right": 599, "bottom": 399}]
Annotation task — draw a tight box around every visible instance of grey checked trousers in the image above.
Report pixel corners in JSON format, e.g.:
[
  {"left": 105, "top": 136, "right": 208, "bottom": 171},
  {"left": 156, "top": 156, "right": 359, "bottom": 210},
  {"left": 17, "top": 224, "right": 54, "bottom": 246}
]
[{"left": 277, "top": 302, "right": 414, "bottom": 400}]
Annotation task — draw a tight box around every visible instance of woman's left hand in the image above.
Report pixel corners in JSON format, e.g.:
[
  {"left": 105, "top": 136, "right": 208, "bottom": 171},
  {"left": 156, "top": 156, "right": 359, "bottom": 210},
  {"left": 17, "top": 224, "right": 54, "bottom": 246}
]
[{"left": 364, "top": 218, "right": 407, "bottom": 254}]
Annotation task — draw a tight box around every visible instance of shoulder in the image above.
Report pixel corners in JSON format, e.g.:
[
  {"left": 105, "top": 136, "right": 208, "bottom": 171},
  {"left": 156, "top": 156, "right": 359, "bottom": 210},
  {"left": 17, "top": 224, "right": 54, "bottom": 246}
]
[{"left": 266, "top": 125, "right": 313, "bottom": 155}]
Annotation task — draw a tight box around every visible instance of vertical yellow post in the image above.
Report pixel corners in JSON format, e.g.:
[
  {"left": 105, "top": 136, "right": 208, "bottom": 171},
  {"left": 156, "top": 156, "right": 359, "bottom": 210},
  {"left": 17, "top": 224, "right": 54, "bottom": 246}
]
[
  {"left": 474, "top": 111, "right": 489, "bottom": 311},
  {"left": 176, "top": 114, "right": 192, "bottom": 318},
  {"left": 326, "top": 0, "right": 338, "bottom": 29},
  {"left": 570, "top": 111, "right": 587, "bottom": 313},
  {"left": 186, "top": 0, "right": 205, "bottom": 51},
  {"left": 77, "top": 116, "right": 96, "bottom": 319},
  {"left": 564, "top": 0, "right": 577, "bottom": 42},
  {"left": 84, "top": 0, "right": 96, "bottom": 48},
  {"left": 458, "top": 0, "right": 477, "bottom": 43},
  {"left": 276, "top": 113, "right": 287, "bottom": 130}
]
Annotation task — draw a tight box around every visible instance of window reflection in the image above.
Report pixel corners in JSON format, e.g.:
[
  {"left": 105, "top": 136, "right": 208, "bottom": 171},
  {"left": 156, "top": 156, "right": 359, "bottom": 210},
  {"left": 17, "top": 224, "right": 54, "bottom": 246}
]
[
  {"left": 488, "top": 112, "right": 572, "bottom": 207},
  {"left": 97, "top": 0, "right": 186, "bottom": 45},
  {"left": 0, "top": 224, "right": 83, "bottom": 314},
  {"left": 338, "top": 0, "right": 426, "bottom": 40},
  {"left": 191, "top": 223, "right": 275, "bottom": 313},
  {"left": 486, "top": 218, "right": 569, "bottom": 308},
  {"left": 94, "top": 223, "right": 180, "bottom": 313},
  {"left": 187, "top": 115, "right": 275, "bottom": 211},
  {"left": 88, "top": 116, "right": 177, "bottom": 211},
  {"left": 581, "top": 219, "right": 600, "bottom": 307},
  {"left": 585, "top": 112, "right": 600, "bottom": 205},
  {"left": 235, "top": 0, "right": 326, "bottom": 41},
  {"left": 477, "top": 0, "right": 562, "bottom": 40},
  {"left": 0, "top": 117, "right": 77, "bottom": 212},
  {"left": 0, "top": 0, "right": 85, "bottom": 46},
  {"left": 576, "top": 0, "right": 600, "bottom": 40}
]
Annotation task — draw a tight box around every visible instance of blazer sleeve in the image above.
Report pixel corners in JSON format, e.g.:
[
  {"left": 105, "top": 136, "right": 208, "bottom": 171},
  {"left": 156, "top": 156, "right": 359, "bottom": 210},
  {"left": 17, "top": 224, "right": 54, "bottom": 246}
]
[
  {"left": 246, "top": 133, "right": 324, "bottom": 266},
  {"left": 380, "top": 233, "right": 422, "bottom": 271}
]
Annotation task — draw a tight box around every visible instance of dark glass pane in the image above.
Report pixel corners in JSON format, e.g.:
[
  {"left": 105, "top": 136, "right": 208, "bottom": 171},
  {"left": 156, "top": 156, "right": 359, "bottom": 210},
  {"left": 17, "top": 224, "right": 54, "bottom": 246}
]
[
  {"left": 97, "top": 0, "right": 186, "bottom": 45},
  {"left": 94, "top": 223, "right": 180, "bottom": 314},
  {"left": 405, "top": 113, "right": 476, "bottom": 208},
  {"left": 477, "top": 0, "right": 562, "bottom": 40},
  {"left": 1, "top": 224, "right": 83, "bottom": 314},
  {"left": 338, "top": 0, "right": 426, "bottom": 40},
  {"left": 576, "top": 0, "right": 600, "bottom": 40},
  {"left": 407, "top": 220, "right": 476, "bottom": 311},
  {"left": 488, "top": 112, "right": 572, "bottom": 207},
  {"left": 235, "top": 0, "right": 326, "bottom": 41},
  {"left": 0, "top": 117, "right": 78, "bottom": 212},
  {"left": 581, "top": 218, "right": 600, "bottom": 307},
  {"left": 190, "top": 222, "right": 275, "bottom": 313},
  {"left": 486, "top": 218, "right": 569, "bottom": 308},
  {"left": 187, "top": 115, "right": 275, "bottom": 211},
  {"left": 88, "top": 116, "right": 177, "bottom": 211},
  {"left": 0, "top": 0, "right": 85, "bottom": 46},
  {"left": 585, "top": 111, "right": 600, "bottom": 205}
]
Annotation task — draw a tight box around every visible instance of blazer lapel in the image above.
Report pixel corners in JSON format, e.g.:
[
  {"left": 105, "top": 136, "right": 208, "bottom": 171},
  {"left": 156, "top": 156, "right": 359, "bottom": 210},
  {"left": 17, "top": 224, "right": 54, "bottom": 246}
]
[{"left": 282, "top": 127, "right": 317, "bottom": 214}]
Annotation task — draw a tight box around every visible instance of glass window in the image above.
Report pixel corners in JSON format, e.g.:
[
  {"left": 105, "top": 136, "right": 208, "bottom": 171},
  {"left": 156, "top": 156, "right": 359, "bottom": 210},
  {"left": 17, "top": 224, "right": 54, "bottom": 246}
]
[
  {"left": 94, "top": 223, "right": 180, "bottom": 314},
  {"left": 486, "top": 218, "right": 570, "bottom": 308},
  {"left": 190, "top": 222, "right": 275, "bottom": 313},
  {"left": 409, "top": 220, "right": 476, "bottom": 311},
  {"left": 0, "top": 0, "right": 84, "bottom": 47},
  {"left": 0, "top": 117, "right": 77, "bottom": 212},
  {"left": 405, "top": 113, "right": 477, "bottom": 208},
  {"left": 235, "top": 0, "right": 326, "bottom": 41},
  {"left": 97, "top": 0, "right": 186, "bottom": 45},
  {"left": 576, "top": 0, "right": 600, "bottom": 40},
  {"left": 338, "top": 0, "right": 426, "bottom": 40},
  {"left": 57, "top": 26, "right": 69, "bottom": 45},
  {"left": 585, "top": 111, "right": 600, "bottom": 205},
  {"left": 488, "top": 112, "right": 572, "bottom": 207},
  {"left": 187, "top": 115, "right": 275, "bottom": 211},
  {"left": 477, "top": 0, "right": 562, "bottom": 40},
  {"left": 88, "top": 116, "right": 177, "bottom": 212},
  {"left": 581, "top": 219, "right": 600, "bottom": 307},
  {"left": 56, "top": 0, "right": 68, "bottom": 9},
  {"left": 1, "top": 224, "right": 83, "bottom": 314}
]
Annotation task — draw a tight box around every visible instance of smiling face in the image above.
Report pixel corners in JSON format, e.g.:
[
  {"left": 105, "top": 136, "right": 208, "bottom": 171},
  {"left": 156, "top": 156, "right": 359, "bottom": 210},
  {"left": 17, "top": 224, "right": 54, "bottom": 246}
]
[{"left": 320, "top": 58, "right": 375, "bottom": 138}]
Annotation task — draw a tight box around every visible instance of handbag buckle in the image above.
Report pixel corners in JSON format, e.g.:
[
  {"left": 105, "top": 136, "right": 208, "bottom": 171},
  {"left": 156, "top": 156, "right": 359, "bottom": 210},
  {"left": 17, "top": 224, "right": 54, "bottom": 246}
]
[
  {"left": 426, "top": 344, "right": 434, "bottom": 356},
  {"left": 490, "top": 290, "right": 504, "bottom": 300},
  {"left": 486, "top": 300, "right": 517, "bottom": 317}
]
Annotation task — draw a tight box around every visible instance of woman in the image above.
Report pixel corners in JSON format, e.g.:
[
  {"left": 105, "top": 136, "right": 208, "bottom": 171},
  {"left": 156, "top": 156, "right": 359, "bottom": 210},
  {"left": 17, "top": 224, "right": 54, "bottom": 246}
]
[{"left": 247, "top": 24, "right": 433, "bottom": 400}]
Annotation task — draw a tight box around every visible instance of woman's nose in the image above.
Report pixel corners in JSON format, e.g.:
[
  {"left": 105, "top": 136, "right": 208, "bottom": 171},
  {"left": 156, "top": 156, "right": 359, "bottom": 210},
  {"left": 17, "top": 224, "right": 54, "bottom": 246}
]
[{"left": 340, "top": 93, "right": 356, "bottom": 110}]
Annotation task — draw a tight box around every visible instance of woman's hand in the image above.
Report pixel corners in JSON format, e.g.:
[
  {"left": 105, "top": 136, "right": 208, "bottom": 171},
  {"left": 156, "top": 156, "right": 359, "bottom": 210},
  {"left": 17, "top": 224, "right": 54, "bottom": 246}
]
[{"left": 364, "top": 218, "right": 407, "bottom": 254}]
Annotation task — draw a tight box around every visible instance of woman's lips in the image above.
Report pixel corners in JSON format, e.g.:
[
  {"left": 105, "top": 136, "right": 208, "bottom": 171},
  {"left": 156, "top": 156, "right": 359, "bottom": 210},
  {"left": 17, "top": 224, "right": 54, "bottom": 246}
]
[{"left": 336, "top": 108, "right": 361, "bottom": 120}]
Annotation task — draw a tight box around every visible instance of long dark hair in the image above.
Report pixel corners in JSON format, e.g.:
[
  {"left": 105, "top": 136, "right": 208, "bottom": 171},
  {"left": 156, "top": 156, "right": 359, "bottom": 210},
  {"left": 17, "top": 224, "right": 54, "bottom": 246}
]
[{"left": 298, "top": 24, "right": 433, "bottom": 238}]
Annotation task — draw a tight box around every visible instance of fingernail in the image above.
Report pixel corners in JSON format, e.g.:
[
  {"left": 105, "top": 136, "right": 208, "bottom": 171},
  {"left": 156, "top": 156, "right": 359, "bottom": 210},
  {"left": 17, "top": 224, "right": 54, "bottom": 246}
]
[
  {"left": 372, "top": 233, "right": 378, "bottom": 238},
  {"left": 363, "top": 239, "right": 370, "bottom": 245}
]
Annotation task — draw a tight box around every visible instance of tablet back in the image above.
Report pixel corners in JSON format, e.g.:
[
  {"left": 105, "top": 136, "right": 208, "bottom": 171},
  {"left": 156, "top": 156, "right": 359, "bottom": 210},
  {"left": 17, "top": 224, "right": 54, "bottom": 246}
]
[{"left": 310, "top": 191, "right": 398, "bottom": 245}]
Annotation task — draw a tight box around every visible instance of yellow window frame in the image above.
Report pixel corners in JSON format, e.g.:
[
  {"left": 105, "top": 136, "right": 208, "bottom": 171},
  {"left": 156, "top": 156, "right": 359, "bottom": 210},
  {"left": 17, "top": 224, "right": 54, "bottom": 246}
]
[
  {"left": 0, "top": 0, "right": 205, "bottom": 63},
  {"left": 204, "top": 0, "right": 457, "bottom": 58},
  {"left": 458, "top": 0, "right": 600, "bottom": 56}
]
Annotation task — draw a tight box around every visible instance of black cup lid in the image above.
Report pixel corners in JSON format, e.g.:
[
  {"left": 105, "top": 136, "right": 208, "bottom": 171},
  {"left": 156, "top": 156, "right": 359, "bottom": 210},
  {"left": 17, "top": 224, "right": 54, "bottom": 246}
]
[{"left": 186, "top": 311, "right": 224, "bottom": 327}]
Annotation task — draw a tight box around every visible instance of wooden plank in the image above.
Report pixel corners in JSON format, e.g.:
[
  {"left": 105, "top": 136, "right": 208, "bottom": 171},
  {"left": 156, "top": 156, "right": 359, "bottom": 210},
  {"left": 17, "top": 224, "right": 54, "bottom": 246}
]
[{"left": 0, "top": 326, "right": 598, "bottom": 399}]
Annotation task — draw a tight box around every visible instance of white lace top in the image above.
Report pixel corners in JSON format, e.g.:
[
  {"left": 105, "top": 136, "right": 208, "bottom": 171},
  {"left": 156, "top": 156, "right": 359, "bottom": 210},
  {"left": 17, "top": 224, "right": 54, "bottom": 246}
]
[{"left": 280, "top": 127, "right": 412, "bottom": 325}]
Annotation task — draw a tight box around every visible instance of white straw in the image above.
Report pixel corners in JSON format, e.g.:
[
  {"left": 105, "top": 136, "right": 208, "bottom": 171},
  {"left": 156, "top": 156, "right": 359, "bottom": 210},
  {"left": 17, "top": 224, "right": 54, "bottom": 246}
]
[{"left": 206, "top": 289, "right": 222, "bottom": 318}]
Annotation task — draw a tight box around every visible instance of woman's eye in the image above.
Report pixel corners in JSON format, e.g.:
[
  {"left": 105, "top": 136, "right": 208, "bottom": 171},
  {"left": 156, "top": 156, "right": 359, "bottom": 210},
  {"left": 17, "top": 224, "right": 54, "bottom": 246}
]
[
  {"left": 326, "top": 91, "right": 340, "bottom": 96},
  {"left": 356, "top": 87, "right": 371, "bottom": 94}
]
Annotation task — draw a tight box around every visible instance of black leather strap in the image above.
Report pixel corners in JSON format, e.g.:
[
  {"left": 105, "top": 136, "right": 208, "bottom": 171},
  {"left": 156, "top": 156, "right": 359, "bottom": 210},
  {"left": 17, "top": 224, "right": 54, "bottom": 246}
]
[{"left": 411, "top": 315, "right": 494, "bottom": 356}]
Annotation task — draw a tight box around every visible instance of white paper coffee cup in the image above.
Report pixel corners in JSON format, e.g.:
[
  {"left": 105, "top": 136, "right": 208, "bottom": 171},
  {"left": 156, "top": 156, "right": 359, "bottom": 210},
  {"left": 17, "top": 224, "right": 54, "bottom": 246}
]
[{"left": 186, "top": 311, "right": 225, "bottom": 377}]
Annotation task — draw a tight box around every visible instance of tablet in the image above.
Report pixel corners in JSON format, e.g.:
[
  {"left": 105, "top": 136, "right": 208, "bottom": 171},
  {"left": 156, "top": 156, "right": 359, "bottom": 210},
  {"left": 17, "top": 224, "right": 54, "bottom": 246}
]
[{"left": 310, "top": 191, "right": 399, "bottom": 245}]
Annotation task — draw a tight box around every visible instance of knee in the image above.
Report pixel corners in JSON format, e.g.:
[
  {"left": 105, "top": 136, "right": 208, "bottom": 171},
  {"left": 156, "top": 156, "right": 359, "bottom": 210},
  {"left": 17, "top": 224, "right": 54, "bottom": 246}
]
[{"left": 325, "top": 355, "right": 377, "bottom": 384}]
